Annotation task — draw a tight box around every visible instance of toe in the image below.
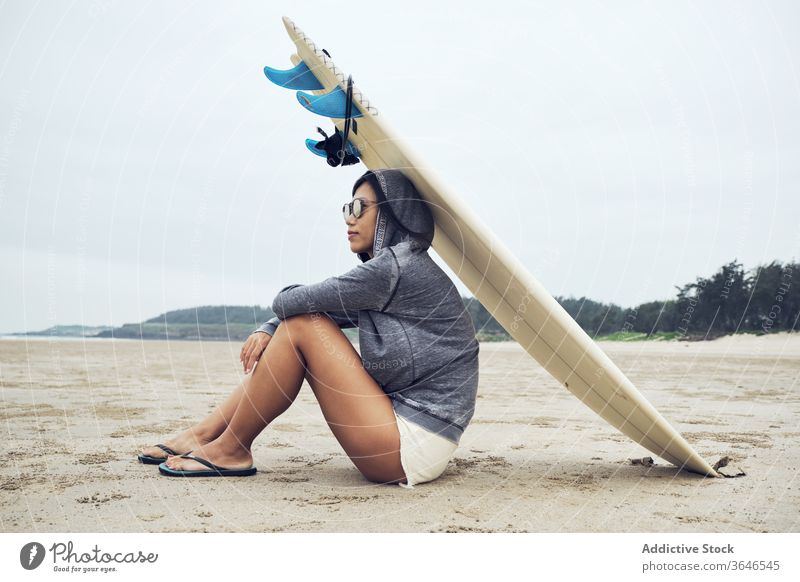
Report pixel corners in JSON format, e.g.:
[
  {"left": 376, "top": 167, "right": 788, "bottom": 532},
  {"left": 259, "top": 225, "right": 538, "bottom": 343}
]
[
  {"left": 167, "top": 456, "right": 195, "bottom": 471},
  {"left": 143, "top": 446, "right": 166, "bottom": 459}
]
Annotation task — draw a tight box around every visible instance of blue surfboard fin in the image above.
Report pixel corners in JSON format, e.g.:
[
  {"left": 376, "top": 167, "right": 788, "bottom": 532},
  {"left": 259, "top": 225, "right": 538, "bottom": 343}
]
[
  {"left": 305, "top": 138, "right": 360, "bottom": 159},
  {"left": 296, "top": 86, "right": 364, "bottom": 119},
  {"left": 263, "top": 61, "right": 324, "bottom": 90},
  {"left": 305, "top": 139, "right": 327, "bottom": 157},
  {"left": 306, "top": 125, "right": 361, "bottom": 166}
]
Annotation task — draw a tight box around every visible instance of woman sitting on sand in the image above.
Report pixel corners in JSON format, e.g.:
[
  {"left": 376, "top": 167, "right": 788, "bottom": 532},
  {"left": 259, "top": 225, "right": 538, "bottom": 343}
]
[{"left": 139, "top": 168, "right": 480, "bottom": 488}]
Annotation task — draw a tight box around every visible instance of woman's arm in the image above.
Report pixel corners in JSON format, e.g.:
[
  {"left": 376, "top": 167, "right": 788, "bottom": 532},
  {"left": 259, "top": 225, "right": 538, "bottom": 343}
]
[
  {"left": 252, "top": 316, "right": 281, "bottom": 336},
  {"left": 321, "top": 309, "right": 359, "bottom": 328},
  {"left": 253, "top": 309, "right": 358, "bottom": 336},
  {"left": 271, "top": 250, "right": 399, "bottom": 320}
]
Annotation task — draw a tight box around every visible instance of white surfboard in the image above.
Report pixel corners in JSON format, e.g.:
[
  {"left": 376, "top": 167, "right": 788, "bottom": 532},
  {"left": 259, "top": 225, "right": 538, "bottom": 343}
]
[{"left": 273, "top": 15, "right": 720, "bottom": 477}]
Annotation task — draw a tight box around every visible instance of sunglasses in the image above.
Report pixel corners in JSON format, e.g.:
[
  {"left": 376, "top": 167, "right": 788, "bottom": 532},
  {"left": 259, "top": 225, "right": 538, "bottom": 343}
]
[{"left": 342, "top": 197, "right": 376, "bottom": 221}]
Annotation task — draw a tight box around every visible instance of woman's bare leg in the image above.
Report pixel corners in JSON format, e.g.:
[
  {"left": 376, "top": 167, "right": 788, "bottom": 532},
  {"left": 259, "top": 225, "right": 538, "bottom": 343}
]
[
  {"left": 165, "top": 313, "right": 406, "bottom": 484},
  {"left": 140, "top": 376, "right": 253, "bottom": 460},
  {"left": 142, "top": 322, "right": 318, "bottom": 460}
]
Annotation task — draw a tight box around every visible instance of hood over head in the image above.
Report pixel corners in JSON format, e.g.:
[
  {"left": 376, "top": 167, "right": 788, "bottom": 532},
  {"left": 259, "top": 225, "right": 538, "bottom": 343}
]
[{"left": 352, "top": 168, "right": 435, "bottom": 263}]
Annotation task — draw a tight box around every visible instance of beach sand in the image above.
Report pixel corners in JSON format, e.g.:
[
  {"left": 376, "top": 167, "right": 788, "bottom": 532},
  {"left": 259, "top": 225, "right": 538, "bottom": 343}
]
[{"left": 1, "top": 333, "right": 798, "bottom": 532}]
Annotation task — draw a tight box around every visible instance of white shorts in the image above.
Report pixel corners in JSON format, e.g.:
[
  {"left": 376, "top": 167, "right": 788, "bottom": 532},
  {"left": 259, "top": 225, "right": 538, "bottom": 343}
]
[{"left": 393, "top": 410, "right": 459, "bottom": 489}]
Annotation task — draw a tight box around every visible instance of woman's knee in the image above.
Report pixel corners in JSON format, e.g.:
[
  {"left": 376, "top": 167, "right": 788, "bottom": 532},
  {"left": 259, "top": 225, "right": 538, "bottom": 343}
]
[
  {"left": 282, "top": 313, "right": 345, "bottom": 349},
  {"left": 281, "top": 313, "right": 335, "bottom": 330},
  {"left": 280, "top": 313, "right": 327, "bottom": 337}
]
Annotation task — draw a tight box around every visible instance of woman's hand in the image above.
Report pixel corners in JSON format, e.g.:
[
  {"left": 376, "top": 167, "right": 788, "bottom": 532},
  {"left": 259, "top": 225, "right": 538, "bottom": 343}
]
[{"left": 240, "top": 332, "right": 271, "bottom": 374}]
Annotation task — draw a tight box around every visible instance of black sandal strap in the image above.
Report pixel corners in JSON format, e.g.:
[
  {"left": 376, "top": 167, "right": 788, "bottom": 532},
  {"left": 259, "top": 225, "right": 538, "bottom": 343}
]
[
  {"left": 155, "top": 444, "right": 178, "bottom": 456},
  {"left": 177, "top": 453, "right": 229, "bottom": 472}
]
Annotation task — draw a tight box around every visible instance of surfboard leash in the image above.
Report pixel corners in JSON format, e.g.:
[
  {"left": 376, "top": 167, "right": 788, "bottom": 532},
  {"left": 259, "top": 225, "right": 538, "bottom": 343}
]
[{"left": 312, "top": 73, "right": 361, "bottom": 167}]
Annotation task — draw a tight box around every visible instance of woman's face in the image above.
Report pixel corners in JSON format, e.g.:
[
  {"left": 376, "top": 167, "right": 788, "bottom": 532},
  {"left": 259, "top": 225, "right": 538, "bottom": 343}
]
[{"left": 346, "top": 180, "right": 379, "bottom": 258}]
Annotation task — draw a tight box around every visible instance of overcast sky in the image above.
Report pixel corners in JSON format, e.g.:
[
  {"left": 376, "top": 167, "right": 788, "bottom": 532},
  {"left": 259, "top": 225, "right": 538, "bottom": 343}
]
[{"left": 1, "top": 0, "right": 798, "bottom": 334}]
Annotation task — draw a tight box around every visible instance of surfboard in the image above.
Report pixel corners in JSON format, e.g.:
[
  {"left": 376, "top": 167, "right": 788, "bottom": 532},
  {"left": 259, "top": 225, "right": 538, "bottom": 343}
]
[{"left": 264, "top": 15, "right": 720, "bottom": 478}]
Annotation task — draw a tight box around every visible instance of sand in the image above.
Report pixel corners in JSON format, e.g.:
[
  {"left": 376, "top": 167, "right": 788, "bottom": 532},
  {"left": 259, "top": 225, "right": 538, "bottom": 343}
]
[{"left": 0, "top": 332, "right": 798, "bottom": 532}]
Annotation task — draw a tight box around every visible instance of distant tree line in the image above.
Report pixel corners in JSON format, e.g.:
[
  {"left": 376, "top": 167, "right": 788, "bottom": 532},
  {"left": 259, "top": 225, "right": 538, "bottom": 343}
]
[
  {"left": 551, "top": 259, "right": 797, "bottom": 339},
  {"left": 144, "top": 305, "right": 274, "bottom": 327},
  {"left": 96, "top": 258, "right": 796, "bottom": 342}
]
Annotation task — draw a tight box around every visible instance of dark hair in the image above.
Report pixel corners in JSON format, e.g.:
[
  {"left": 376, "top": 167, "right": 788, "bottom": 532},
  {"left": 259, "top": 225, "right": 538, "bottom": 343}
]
[
  {"left": 352, "top": 169, "right": 432, "bottom": 242},
  {"left": 352, "top": 170, "right": 385, "bottom": 204}
]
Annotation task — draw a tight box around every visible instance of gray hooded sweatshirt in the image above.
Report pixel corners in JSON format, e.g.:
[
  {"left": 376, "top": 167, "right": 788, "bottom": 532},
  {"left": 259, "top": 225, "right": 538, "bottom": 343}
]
[{"left": 253, "top": 168, "right": 480, "bottom": 445}]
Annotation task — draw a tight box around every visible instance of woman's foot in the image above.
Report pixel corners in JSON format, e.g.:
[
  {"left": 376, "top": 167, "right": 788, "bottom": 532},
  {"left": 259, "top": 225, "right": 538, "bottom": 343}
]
[
  {"left": 140, "top": 427, "right": 216, "bottom": 462},
  {"left": 163, "top": 439, "right": 253, "bottom": 472}
]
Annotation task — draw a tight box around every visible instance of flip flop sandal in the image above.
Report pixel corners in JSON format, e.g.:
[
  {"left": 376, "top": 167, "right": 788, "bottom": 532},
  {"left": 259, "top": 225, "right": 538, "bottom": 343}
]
[
  {"left": 158, "top": 453, "right": 257, "bottom": 477},
  {"left": 138, "top": 444, "right": 185, "bottom": 465}
]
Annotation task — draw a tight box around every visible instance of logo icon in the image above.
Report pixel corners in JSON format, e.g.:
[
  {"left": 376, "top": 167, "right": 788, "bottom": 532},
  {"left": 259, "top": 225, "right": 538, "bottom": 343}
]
[{"left": 20, "top": 542, "right": 46, "bottom": 570}]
